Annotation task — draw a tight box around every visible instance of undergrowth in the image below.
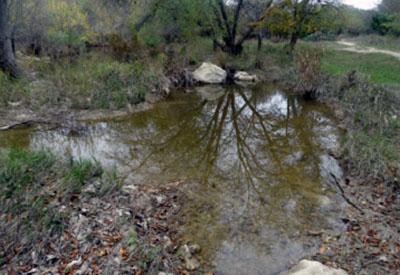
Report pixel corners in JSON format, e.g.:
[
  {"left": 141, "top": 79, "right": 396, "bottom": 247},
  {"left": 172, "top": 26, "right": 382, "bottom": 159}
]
[
  {"left": 0, "top": 51, "right": 163, "bottom": 110},
  {"left": 0, "top": 149, "right": 122, "bottom": 259}
]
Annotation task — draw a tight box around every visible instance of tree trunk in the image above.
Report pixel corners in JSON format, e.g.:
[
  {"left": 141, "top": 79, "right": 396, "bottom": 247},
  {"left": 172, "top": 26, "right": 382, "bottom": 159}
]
[
  {"left": 257, "top": 28, "right": 263, "bottom": 50},
  {"left": 11, "top": 38, "right": 15, "bottom": 54},
  {"left": 289, "top": 31, "right": 299, "bottom": 55},
  {"left": 0, "top": 0, "right": 23, "bottom": 78}
]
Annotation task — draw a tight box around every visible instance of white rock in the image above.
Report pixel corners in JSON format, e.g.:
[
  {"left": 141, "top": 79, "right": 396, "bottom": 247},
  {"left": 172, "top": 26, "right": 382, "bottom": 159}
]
[
  {"left": 283, "top": 260, "right": 348, "bottom": 275},
  {"left": 7, "top": 101, "right": 22, "bottom": 107},
  {"left": 186, "top": 258, "right": 200, "bottom": 270},
  {"left": 193, "top": 62, "right": 227, "bottom": 84},
  {"left": 181, "top": 245, "right": 192, "bottom": 259},
  {"left": 234, "top": 71, "right": 258, "bottom": 82}
]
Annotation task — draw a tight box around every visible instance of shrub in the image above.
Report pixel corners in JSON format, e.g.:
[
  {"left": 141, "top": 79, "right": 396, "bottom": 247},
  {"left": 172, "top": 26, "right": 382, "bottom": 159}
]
[
  {"left": 304, "top": 32, "right": 336, "bottom": 41},
  {"left": 293, "top": 44, "right": 323, "bottom": 98}
]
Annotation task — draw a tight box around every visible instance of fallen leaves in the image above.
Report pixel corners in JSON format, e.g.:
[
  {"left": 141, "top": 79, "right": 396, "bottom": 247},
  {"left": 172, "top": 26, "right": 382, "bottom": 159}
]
[{"left": 119, "top": 247, "right": 129, "bottom": 261}]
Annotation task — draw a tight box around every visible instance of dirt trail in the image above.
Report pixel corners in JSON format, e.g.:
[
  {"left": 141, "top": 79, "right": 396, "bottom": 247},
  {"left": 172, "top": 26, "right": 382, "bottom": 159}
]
[{"left": 337, "top": 40, "right": 400, "bottom": 60}]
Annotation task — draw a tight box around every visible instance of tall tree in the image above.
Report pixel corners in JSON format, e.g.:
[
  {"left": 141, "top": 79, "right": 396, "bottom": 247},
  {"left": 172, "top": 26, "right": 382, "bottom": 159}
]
[
  {"left": 243, "top": 0, "right": 274, "bottom": 50},
  {"left": 379, "top": 0, "right": 400, "bottom": 15},
  {"left": 261, "top": 0, "right": 340, "bottom": 53},
  {"left": 210, "top": 0, "right": 264, "bottom": 55},
  {"left": 0, "top": 0, "right": 23, "bottom": 78}
]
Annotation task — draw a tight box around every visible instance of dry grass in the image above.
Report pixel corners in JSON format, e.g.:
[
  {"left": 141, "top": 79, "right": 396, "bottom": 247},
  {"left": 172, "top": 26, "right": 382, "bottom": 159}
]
[{"left": 0, "top": 51, "right": 164, "bottom": 111}]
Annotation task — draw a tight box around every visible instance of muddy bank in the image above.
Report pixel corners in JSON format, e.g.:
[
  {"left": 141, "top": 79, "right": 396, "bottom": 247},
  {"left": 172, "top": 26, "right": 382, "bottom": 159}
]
[
  {"left": 305, "top": 92, "right": 400, "bottom": 273},
  {"left": 0, "top": 93, "right": 164, "bottom": 131}
]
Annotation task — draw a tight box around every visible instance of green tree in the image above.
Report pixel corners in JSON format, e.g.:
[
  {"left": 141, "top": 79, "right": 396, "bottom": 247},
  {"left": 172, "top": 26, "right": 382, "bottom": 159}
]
[
  {"left": 261, "top": 0, "right": 341, "bottom": 52},
  {"left": 379, "top": 0, "right": 400, "bottom": 15},
  {"left": 209, "top": 0, "right": 271, "bottom": 55}
]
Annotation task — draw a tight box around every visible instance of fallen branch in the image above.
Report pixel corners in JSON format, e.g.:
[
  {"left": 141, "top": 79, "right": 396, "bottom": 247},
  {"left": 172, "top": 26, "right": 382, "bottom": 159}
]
[
  {"left": 330, "top": 173, "right": 364, "bottom": 213},
  {"left": 0, "top": 120, "right": 46, "bottom": 131}
]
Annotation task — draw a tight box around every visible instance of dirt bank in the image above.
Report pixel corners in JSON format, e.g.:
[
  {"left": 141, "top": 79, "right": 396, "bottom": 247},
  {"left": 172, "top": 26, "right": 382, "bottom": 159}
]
[{"left": 0, "top": 93, "right": 164, "bottom": 131}]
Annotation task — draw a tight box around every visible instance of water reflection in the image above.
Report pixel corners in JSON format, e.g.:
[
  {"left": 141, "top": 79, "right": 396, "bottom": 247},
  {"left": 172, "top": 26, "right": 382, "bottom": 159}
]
[{"left": 0, "top": 84, "right": 345, "bottom": 274}]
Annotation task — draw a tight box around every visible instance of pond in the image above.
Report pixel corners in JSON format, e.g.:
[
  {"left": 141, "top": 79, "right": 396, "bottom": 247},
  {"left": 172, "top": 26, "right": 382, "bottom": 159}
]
[{"left": 0, "top": 83, "right": 346, "bottom": 274}]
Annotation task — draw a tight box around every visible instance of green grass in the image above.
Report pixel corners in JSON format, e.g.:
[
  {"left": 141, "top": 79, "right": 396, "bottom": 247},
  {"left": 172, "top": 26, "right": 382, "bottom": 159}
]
[{"left": 321, "top": 42, "right": 400, "bottom": 85}]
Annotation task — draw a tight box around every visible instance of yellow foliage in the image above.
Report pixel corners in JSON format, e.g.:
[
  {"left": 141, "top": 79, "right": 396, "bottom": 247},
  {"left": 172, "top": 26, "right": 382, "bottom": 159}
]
[
  {"left": 258, "top": 0, "right": 341, "bottom": 37},
  {"left": 47, "top": 0, "right": 96, "bottom": 42}
]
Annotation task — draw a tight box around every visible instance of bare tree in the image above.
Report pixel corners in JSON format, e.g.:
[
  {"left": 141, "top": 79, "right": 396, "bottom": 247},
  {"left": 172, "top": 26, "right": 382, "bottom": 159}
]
[
  {"left": 243, "top": 0, "right": 274, "bottom": 50},
  {"left": 210, "top": 0, "right": 256, "bottom": 55},
  {"left": 0, "top": 0, "right": 23, "bottom": 78}
]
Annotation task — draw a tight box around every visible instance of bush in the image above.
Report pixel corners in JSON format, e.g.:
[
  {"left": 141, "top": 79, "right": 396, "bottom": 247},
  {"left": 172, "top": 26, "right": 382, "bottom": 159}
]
[
  {"left": 107, "top": 29, "right": 143, "bottom": 61},
  {"left": 293, "top": 44, "right": 323, "bottom": 98},
  {"left": 304, "top": 32, "right": 336, "bottom": 41}
]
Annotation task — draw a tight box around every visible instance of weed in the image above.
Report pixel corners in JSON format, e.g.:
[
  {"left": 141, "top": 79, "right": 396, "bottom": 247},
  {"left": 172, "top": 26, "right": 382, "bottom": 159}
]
[
  {"left": 0, "top": 51, "right": 162, "bottom": 111},
  {"left": 293, "top": 44, "right": 323, "bottom": 98},
  {"left": 63, "top": 158, "right": 103, "bottom": 194}
]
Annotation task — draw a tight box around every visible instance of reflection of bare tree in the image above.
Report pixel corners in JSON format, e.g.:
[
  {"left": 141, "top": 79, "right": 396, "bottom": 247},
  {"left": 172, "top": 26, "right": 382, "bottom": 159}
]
[{"left": 129, "top": 86, "right": 323, "bottom": 196}]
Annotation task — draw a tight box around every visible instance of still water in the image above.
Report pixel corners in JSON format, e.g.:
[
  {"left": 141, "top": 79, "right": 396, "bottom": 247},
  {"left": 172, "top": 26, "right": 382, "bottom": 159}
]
[{"left": 0, "top": 84, "right": 346, "bottom": 274}]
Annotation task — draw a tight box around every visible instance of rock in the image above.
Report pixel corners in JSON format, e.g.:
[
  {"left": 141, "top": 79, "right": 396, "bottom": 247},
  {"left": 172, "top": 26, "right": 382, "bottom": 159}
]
[
  {"left": 181, "top": 245, "right": 192, "bottom": 259},
  {"left": 163, "top": 236, "right": 173, "bottom": 248},
  {"left": 317, "top": 195, "right": 333, "bottom": 209},
  {"left": 193, "top": 62, "right": 227, "bottom": 84},
  {"left": 188, "top": 244, "right": 201, "bottom": 254},
  {"left": 83, "top": 184, "right": 96, "bottom": 194},
  {"left": 186, "top": 258, "right": 200, "bottom": 270},
  {"left": 283, "top": 260, "right": 348, "bottom": 275},
  {"left": 234, "top": 71, "right": 258, "bottom": 82},
  {"left": 7, "top": 101, "right": 22, "bottom": 107},
  {"left": 196, "top": 85, "right": 226, "bottom": 101}
]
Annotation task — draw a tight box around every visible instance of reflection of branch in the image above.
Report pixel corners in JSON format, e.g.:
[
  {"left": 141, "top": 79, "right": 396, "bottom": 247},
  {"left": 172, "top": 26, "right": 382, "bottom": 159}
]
[
  {"left": 236, "top": 90, "right": 283, "bottom": 170},
  {"left": 133, "top": 100, "right": 208, "bottom": 170}
]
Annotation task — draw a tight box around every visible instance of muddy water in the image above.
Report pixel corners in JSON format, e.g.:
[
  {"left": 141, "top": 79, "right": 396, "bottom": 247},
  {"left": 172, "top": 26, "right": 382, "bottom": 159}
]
[{"left": 0, "top": 84, "right": 346, "bottom": 274}]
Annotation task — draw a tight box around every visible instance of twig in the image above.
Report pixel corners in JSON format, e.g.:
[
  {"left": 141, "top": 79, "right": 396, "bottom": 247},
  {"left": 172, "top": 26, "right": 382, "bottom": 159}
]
[
  {"left": 356, "top": 260, "right": 383, "bottom": 274},
  {"left": 330, "top": 173, "right": 364, "bottom": 213},
  {"left": 0, "top": 120, "right": 46, "bottom": 131}
]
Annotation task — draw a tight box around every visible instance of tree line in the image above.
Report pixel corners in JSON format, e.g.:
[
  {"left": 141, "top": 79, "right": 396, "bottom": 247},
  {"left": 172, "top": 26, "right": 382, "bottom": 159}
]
[{"left": 1, "top": 0, "right": 389, "bottom": 78}]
